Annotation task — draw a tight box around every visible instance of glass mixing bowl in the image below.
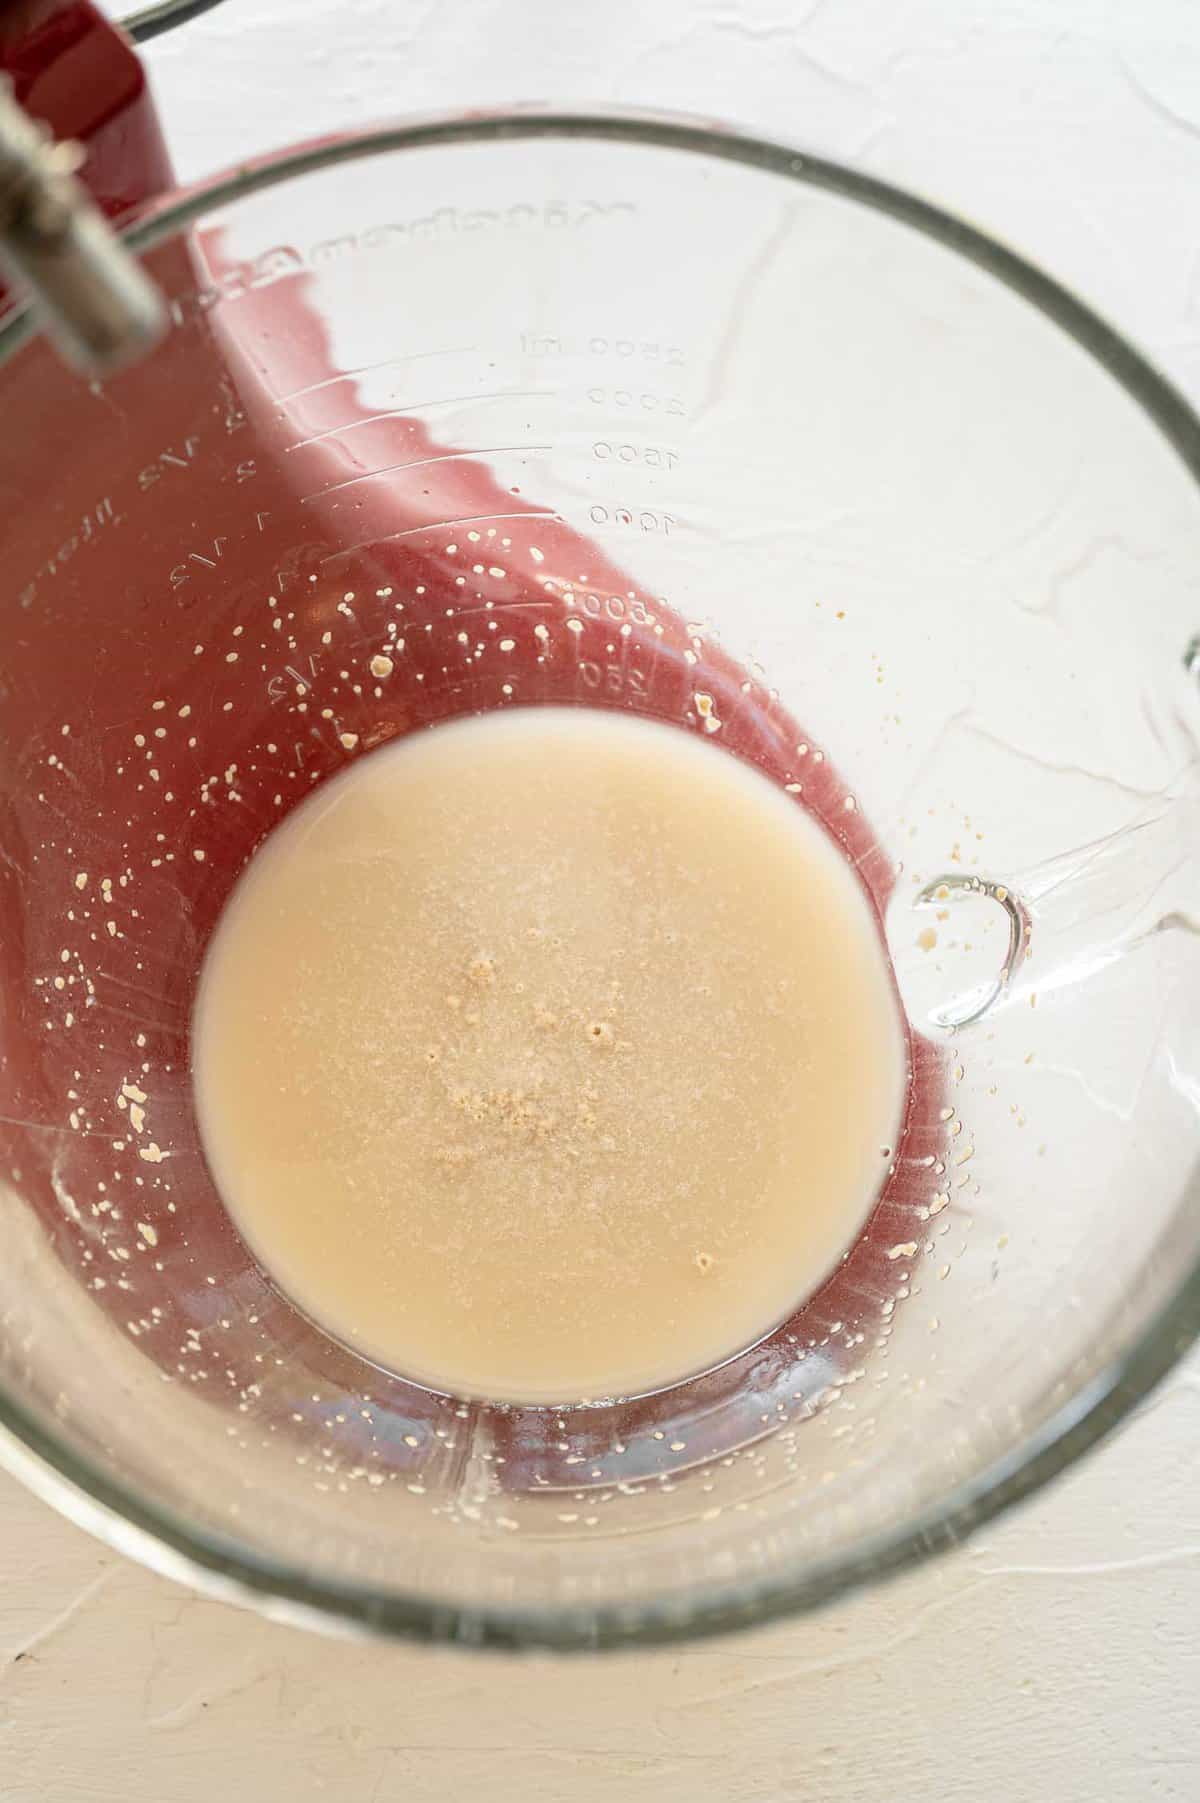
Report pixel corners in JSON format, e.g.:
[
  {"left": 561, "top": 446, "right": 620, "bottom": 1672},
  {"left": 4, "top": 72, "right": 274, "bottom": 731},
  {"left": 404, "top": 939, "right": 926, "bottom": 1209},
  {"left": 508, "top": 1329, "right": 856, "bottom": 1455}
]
[{"left": 1, "top": 112, "right": 1199, "bottom": 1651}]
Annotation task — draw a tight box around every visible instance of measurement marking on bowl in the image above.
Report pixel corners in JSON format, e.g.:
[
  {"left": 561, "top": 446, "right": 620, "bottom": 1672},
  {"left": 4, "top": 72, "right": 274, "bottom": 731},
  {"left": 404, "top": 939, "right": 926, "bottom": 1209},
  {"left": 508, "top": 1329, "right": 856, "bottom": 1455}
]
[
  {"left": 274, "top": 345, "right": 481, "bottom": 405},
  {"left": 318, "top": 511, "right": 561, "bottom": 567},
  {"left": 283, "top": 391, "right": 557, "bottom": 453},
  {"left": 298, "top": 446, "right": 553, "bottom": 504}
]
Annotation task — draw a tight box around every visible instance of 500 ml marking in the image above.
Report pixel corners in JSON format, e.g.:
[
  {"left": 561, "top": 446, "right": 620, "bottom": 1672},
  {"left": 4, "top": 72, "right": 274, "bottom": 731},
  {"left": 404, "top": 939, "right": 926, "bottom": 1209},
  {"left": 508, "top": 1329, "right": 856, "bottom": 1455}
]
[
  {"left": 567, "top": 591, "right": 658, "bottom": 625},
  {"left": 578, "top": 661, "right": 648, "bottom": 697}
]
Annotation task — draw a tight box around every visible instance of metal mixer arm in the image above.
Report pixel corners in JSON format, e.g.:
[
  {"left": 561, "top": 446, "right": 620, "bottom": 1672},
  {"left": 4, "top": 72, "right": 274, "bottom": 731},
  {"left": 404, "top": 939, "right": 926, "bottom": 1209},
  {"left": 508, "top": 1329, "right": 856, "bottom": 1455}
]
[
  {"left": 0, "top": 0, "right": 227, "bottom": 371},
  {"left": 0, "top": 73, "right": 163, "bottom": 371}
]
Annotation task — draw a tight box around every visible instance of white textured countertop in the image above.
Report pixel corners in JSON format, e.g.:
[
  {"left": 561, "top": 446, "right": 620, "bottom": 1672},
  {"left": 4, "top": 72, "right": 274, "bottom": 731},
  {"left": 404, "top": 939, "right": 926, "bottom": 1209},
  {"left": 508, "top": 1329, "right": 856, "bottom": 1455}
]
[
  {"left": 2, "top": 1371, "right": 1198, "bottom": 1801},
  {"left": 4, "top": 3, "right": 1200, "bottom": 1798}
]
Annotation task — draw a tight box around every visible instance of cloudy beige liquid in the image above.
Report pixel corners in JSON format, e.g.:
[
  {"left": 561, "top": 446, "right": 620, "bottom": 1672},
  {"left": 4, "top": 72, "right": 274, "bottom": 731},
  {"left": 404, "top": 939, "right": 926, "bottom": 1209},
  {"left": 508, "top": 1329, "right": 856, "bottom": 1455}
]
[{"left": 194, "top": 707, "right": 906, "bottom": 1403}]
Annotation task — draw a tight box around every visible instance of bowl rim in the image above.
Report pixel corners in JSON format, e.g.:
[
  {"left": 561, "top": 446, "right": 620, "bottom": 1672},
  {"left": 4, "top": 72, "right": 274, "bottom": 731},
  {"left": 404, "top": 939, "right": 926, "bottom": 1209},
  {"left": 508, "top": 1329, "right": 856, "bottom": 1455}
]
[{"left": 2, "top": 103, "right": 1200, "bottom": 1652}]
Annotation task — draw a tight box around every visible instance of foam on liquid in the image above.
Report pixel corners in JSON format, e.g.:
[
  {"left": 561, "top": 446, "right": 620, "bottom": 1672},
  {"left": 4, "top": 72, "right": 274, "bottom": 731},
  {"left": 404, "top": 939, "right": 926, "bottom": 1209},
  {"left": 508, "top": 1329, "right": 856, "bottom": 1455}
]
[{"left": 193, "top": 707, "right": 906, "bottom": 1403}]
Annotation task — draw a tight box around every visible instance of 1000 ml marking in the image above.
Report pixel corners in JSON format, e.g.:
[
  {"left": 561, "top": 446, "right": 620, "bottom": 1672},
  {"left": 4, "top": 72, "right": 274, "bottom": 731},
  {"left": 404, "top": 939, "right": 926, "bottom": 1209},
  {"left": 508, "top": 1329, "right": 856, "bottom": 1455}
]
[{"left": 588, "top": 504, "right": 677, "bottom": 536}]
